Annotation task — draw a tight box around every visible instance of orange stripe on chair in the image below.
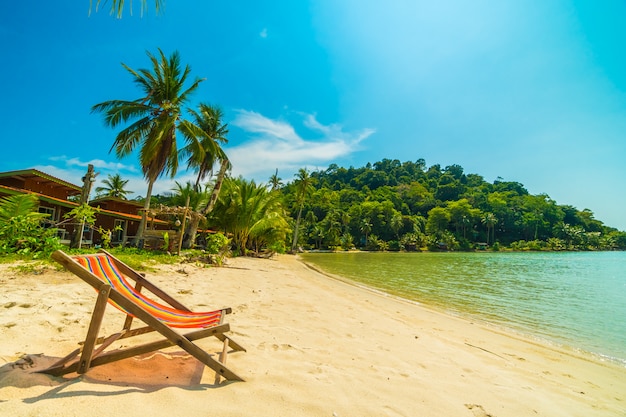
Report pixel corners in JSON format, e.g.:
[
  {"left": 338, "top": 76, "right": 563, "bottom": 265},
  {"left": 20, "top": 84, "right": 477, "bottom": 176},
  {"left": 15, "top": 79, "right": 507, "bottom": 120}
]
[{"left": 73, "top": 254, "right": 223, "bottom": 328}]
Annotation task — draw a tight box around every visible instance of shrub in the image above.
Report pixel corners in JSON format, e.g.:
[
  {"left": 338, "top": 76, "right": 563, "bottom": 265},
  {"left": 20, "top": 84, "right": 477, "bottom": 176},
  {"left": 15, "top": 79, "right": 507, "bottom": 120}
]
[{"left": 0, "top": 194, "right": 62, "bottom": 258}]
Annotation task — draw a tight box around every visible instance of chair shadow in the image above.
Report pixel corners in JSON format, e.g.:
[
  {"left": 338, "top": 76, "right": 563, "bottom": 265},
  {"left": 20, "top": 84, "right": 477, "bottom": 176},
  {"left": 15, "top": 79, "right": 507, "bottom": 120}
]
[{"left": 0, "top": 351, "right": 228, "bottom": 404}]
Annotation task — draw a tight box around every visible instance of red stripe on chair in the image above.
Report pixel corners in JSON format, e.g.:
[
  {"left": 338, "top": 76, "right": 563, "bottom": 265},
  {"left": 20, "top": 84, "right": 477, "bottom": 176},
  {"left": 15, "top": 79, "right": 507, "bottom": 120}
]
[{"left": 73, "top": 254, "right": 223, "bottom": 328}]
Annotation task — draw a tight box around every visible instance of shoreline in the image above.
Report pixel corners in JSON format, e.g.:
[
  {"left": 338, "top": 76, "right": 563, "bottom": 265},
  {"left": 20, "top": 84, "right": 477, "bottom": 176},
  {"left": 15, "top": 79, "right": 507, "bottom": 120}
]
[
  {"left": 299, "top": 256, "right": 626, "bottom": 370},
  {"left": 1, "top": 254, "right": 625, "bottom": 416},
  {"left": 299, "top": 250, "right": 626, "bottom": 369}
]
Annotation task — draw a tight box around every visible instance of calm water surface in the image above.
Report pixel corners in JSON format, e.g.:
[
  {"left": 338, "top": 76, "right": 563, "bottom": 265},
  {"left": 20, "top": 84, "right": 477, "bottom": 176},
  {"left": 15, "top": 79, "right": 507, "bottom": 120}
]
[{"left": 300, "top": 251, "right": 626, "bottom": 365}]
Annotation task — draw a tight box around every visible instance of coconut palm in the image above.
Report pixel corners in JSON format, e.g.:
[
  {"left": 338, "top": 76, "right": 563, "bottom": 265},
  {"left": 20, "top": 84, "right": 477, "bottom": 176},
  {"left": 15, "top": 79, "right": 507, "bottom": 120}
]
[
  {"left": 209, "top": 177, "right": 290, "bottom": 255},
  {"left": 180, "top": 103, "right": 230, "bottom": 248},
  {"left": 269, "top": 169, "right": 283, "bottom": 191},
  {"left": 92, "top": 49, "right": 204, "bottom": 244},
  {"left": 481, "top": 212, "right": 498, "bottom": 245},
  {"left": 359, "top": 218, "right": 372, "bottom": 248},
  {"left": 290, "top": 168, "right": 315, "bottom": 252},
  {"left": 95, "top": 173, "right": 133, "bottom": 199},
  {"left": 183, "top": 104, "right": 229, "bottom": 191},
  {"left": 166, "top": 181, "right": 208, "bottom": 210},
  {"left": 390, "top": 212, "right": 403, "bottom": 240}
]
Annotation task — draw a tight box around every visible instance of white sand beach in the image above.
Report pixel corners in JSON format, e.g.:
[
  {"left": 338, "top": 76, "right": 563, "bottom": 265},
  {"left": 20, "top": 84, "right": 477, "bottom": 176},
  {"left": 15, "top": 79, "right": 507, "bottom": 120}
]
[{"left": 1, "top": 254, "right": 624, "bottom": 417}]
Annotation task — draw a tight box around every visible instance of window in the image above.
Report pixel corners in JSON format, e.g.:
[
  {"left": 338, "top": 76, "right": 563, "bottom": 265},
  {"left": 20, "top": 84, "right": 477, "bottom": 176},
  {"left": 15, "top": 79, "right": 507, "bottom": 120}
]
[{"left": 38, "top": 206, "right": 56, "bottom": 228}]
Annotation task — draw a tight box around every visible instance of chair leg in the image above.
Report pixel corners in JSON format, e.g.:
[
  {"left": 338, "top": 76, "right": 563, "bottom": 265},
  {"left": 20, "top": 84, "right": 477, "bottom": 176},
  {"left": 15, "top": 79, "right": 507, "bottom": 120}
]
[
  {"left": 214, "top": 337, "right": 230, "bottom": 385},
  {"left": 77, "top": 285, "right": 111, "bottom": 374}
]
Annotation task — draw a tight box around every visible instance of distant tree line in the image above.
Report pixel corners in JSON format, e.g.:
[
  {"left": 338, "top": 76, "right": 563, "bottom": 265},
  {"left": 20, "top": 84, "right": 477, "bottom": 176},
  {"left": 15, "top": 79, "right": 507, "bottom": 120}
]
[{"left": 273, "top": 159, "right": 626, "bottom": 252}]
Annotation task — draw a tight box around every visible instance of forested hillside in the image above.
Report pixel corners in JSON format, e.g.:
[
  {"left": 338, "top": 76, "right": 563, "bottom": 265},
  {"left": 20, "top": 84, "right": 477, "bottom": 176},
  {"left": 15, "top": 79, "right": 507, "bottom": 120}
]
[{"left": 278, "top": 159, "right": 626, "bottom": 251}]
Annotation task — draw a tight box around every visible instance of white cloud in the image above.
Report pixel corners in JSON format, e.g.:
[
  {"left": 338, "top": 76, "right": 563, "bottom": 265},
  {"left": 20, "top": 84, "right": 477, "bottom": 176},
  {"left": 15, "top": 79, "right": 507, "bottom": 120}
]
[
  {"left": 259, "top": 28, "right": 268, "bottom": 38},
  {"left": 49, "top": 155, "right": 137, "bottom": 172},
  {"left": 40, "top": 156, "right": 145, "bottom": 199},
  {"left": 37, "top": 112, "right": 375, "bottom": 197},
  {"left": 228, "top": 110, "right": 375, "bottom": 181},
  {"left": 232, "top": 110, "right": 301, "bottom": 142}
]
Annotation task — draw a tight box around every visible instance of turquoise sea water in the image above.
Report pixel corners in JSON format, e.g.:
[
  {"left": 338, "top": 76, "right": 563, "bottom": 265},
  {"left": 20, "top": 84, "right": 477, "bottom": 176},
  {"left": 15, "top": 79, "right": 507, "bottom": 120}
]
[{"left": 300, "top": 251, "right": 626, "bottom": 366}]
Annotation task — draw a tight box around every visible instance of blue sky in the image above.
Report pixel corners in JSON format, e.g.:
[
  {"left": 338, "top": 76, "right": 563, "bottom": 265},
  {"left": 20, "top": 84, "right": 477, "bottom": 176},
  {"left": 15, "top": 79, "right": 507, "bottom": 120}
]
[{"left": 1, "top": 1, "right": 625, "bottom": 231}]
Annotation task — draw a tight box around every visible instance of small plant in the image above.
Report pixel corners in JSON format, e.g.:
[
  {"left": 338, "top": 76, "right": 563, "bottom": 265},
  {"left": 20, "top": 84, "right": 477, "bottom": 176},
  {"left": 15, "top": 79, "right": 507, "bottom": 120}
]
[
  {"left": 203, "top": 232, "right": 230, "bottom": 266},
  {"left": 64, "top": 204, "right": 100, "bottom": 248},
  {"left": 96, "top": 225, "right": 122, "bottom": 249},
  {"left": 162, "top": 231, "right": 170, "bottom": 251}
]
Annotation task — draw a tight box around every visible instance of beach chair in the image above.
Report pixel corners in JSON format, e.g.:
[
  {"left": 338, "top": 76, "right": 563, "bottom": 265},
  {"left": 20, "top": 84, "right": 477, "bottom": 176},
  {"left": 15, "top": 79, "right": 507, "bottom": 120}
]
[{"left": 40, "top": 249, "right": 245, "bottom": 382}]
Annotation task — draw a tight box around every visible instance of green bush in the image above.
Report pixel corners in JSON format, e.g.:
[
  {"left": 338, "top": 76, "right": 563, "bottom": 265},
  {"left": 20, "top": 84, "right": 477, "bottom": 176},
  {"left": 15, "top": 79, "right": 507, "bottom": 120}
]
[
  {"left": 0, "top": 194, "right": 62, "bottom": 259},
  {"left": 204, "top": 232, "right": 230, "bottom": 255}
]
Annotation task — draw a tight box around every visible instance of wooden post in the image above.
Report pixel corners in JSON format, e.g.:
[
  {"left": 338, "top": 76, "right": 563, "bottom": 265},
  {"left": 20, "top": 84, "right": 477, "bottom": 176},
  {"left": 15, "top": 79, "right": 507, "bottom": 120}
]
[
  {"left": 177, "top": 195, "right": 190, "bottom": 255},
  {"left": 72, "top": 165, "right": 97, "bottom": 249}
]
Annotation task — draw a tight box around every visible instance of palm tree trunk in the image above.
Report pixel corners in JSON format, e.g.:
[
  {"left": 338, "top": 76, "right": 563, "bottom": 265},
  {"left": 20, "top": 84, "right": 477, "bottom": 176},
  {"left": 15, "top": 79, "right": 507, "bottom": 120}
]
[
  {"left": 182, "top": 159, "right": 229, "bottom": 249},
  {"left": 291, "top": 203, "right": 304, "bottom": 252},
  {"left": 133, "top": 179, "right": 154, "bottom": 246},
  {"left": 201, "top": 159, "right": 229, "bottom": 216},
  {"left": 182, "top": 216, "right": 201, "bottom": 249}
]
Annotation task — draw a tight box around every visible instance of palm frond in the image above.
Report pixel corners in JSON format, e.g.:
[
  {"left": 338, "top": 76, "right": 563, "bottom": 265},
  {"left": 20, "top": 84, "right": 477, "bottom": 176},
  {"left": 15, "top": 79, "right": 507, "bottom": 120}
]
[
  {"left": 0, "top": 194, "right": 47, "bottom": 223},
  {"left": 90, "top": 0, "right": 164, "bottom": 18},
  {"left": 110, "top": 116, "right": 154, "bottom": 156}
]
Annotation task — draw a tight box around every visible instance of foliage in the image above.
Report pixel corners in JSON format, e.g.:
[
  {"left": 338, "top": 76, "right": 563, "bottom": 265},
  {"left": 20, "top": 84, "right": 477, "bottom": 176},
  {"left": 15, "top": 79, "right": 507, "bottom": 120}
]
[
  {"left": 0, "top": 194, "right": 61, "bottom": 258},
  {"left": 92, "top": 48, "right": 205, "bottom": 244},
  {"left": 90, "top": 0, "right": 163, "bottom": 18},
  {"left": 202, "top": 232, "right": 231, "bottom": 266},
  {"left": 182, "top": 103, "right": 229, "bottom": 191},
  {"left": 95, "top": 173, "right": 133, "bottom": 199},
  {"left": 105, "top": 246, "right": 181, "bottom": 270},
  {"left": 64, "top": 204, "right": 99, "bottom": 226},
  {"left": 139, "top": 157, "right": 625, "bottom": 254},
  {"left": 162, "top": 231, "right": 170, "bottom": 251},
  {"left": 96, "top": 224, "right": 123, "bottom": 249},
  {"left": 278, "top": 158, "right": 626, "bottom": 252},
  {"left": 208, "top": 177, "right": 291, "bottom": 256},
  {"left": 204, "top": 232, "right": 230, "bottom": 255}
]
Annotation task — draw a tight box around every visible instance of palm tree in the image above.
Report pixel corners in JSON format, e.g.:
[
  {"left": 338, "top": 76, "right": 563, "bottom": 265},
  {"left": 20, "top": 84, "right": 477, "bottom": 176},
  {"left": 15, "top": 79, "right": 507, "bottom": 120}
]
[
  {"left": 481, "top": 212, "right": 498, "bottom": 245},
  {"left": 183, "top": 104, "right": 229, "bottom": 191},
  {"left": 390, "top": 212, "right": 403, "bottom": 240},
  {"left": 209, "top": 177, "right": 290, "bottom": 255},
  {"left": 269, "top": 169, "right": 283, "bottom": 191},
  {"left": 0, "top": 194, "right": 43, "bottom": 222},
  {"left": 92, "top": 49, "right": 204, "bottom": 245},
  {"left": 90, "top": 0, "right": 163, "bottom": 18},
  {"left": 360, "top": 218, "right": 372, "bottom": 248},
  {"left": 166, "top": 181, "right": 207, "bottom": 210},
  {"left": 291, "top": 168, "right": 315, "bottom": 252},
  {"left": 95, "top": 173, "right": 133, "bottom": 199},
  {"left": 180, "top": 103, "right": 230, "bottom": 248}
]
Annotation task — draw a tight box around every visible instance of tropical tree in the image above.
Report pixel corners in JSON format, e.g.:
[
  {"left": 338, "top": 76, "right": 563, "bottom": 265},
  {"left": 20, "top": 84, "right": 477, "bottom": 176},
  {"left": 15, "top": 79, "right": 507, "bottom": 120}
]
[
  {"left": 183, "top": 104, "right": 229, "bottom": 191},
  {"left": 269, "top": 169, "right": 283, "bottom": 191},
  {"left": 95, "top": 173, "right": 133, "bottom": 199},
  {"left": 208, "top": 177, "right": 290, "bottom": 255},
  {"left": 359, "top": 218, "right": 372, "bottom": 248},
  {"left": 166, "top": 181, "right": 208, "bottom": 210},
  {"left": 180, "top": 103, "right": 230, "bottom": 248},
  {"left": 481, "top": 212, "right": 498, "bottom": 245},
  {"left": 291, "top": 168, "right": 315, "bottom": 252},
  {"left": 425, "top": 206, "right": 450, "bottom": 237},
  {"left": 390, "top": 212, "right": 403, "bottom": 240},
  {"left": 92, "top": 49, "right": 205, "bottom": 245}
]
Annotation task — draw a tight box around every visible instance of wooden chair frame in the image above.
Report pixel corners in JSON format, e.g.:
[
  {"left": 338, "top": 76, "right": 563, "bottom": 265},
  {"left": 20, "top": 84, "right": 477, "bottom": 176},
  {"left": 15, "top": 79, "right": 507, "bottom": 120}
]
[{"left": 41, "top": 249, "right": 245, "bottom": 383}]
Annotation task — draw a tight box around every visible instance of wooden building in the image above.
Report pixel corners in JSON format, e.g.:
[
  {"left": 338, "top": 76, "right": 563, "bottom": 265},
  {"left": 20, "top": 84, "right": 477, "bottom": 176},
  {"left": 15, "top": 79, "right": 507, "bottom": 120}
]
[{"left": 0, "top": 169, "right": 168, "bottom": 247}]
